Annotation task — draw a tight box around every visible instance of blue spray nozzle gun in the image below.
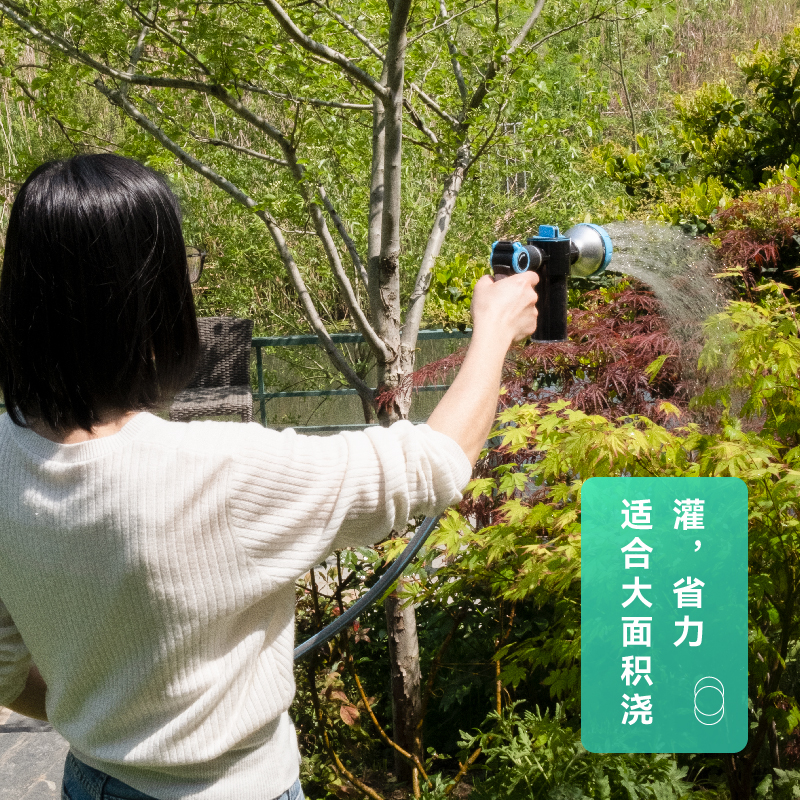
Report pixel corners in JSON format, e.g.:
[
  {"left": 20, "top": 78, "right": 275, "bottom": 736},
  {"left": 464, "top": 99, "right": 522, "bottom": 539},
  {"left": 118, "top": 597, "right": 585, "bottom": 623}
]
[{"left": 490, "top": 223, "right": 613, "bottom": 342}]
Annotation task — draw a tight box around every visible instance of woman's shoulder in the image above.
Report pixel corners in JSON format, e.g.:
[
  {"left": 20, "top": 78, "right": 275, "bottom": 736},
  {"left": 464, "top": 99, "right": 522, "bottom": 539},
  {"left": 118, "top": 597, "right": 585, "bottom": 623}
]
[{"left": 141, "top": 414, "right": 282, "bottom": 454}]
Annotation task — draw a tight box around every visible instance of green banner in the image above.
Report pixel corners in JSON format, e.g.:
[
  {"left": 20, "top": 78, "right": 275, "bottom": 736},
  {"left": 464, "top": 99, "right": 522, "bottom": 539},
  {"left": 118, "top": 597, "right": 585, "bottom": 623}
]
[{"left": 581, "top": 477, "right": 748, "bottom": 753}]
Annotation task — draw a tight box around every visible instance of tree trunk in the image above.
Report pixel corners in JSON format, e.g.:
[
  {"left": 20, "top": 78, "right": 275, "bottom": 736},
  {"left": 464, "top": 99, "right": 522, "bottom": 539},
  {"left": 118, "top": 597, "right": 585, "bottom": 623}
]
[
  {"left": 376, "top": 343, "right": 415, "bottom": 423},
  {"left": 385, "top": 583, "right": 423, "bottom": 782},
  {"left": 725, "top": 753, "right": 755, "bottom": 800}
]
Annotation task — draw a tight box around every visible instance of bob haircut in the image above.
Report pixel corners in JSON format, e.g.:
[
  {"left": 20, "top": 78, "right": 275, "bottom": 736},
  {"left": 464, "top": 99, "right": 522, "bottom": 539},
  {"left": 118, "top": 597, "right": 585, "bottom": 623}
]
[{"left": 0, "top": 154, "right": 199, "bottom": 432}]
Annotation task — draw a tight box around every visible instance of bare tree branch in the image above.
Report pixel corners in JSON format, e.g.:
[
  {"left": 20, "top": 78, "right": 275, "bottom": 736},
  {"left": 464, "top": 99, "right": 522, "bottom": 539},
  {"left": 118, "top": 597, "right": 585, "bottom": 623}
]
[
  {"left": 193, "top": 135, "right": 290, "bottom": 165},
  {"left": 523, "top": 5, "right": 624, "bottom": 55},
  {"left": 403, "top": 98, "right": 438, "bottom": 146},
  {"left": 400, "top": 95, "right": 504, "bottom": 351},
  {"left": 124, "top": 15, "right": 153, "bottom": 97},
  {"left": 467, "top": 0, "right": 547, "bottom": 114},
  {"left": 401, "top": 142, "right": 471, "bottom": 349},
  {"left": 318, "top": 185, "right": 369, "bottom": 289},
  {"left": 408, "top": 82, "right": 458, "bottom": 129},
  {"left": 93, "top": 78, "right": 374, "bottom": 404},
  {"left": 210, "top": 89, "right": 292, "bottom": 147},
  {"left": 238, "top": 83, "right": 372, "bottom": 110},
  {"left": 260, "top": 0, "right": 388, "bottom": 98},
  {"left": 508, "top": 0, "right": 547, "bottom": 54},
  {"left": 261, "top": 131, "right": 389, "bottom": 360},
  {"left": 302, "top": 185, "right": 391, "bottom": 361},
  {"left": 131, "top": 90, "right": 293, "bottom": 168},
  {"left": 310, "top": 0, "right": 385, "bottom": 62},
  {"left": 438, "top": 0, "right": 467, "bottom": 105}
]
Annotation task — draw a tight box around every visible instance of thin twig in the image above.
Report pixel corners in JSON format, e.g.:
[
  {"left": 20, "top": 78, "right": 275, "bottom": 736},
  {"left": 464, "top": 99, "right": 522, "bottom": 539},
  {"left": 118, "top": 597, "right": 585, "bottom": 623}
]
[
  {"left": 307, "top": 659, "right": 385, "bottom": 800},
  {"left": 406, "top": 0, "right": 491, "bottom": 47},
  {"left": 193, "top": 135, "right": 289, "bottom": 165},
  {"left": 444, "top": 747, "right": 482, "bottom": 795},
  {"left": 417, "top": 608, "right": 468, "bottom": 727},
  {"left": 346, "top": 651, "right": 432, "bottom": 785},
  {"left": 310, "top": 0, "right": 385, "bottom": 61},
  {"left": 523, "top": 8, "right": 645, "bottom": 57},
  {"left": 309, "top": 569, "right": 324, "bottom": 627},
  {"left": 615, "top": 17, "right": 637, "bottom": 151}
]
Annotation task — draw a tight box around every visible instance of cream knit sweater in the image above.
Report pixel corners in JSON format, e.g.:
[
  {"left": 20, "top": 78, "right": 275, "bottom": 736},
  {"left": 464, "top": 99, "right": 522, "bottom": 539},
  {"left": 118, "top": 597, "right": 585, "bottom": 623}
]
[{"left": 0, "top": 412, "right": 471, "bottom": 800}]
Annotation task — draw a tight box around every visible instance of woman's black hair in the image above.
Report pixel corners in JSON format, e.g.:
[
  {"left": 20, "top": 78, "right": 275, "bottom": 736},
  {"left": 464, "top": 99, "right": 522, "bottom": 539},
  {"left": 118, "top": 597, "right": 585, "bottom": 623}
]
[{"left": 0, "top": 153, "right": 200, "bottom": 432}]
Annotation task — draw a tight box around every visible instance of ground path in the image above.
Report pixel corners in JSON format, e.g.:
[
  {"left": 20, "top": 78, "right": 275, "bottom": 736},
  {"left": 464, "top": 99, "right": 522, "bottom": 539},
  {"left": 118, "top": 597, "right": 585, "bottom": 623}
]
[{"left": 0, "top": 706, "right": 68, "bottom": 799}]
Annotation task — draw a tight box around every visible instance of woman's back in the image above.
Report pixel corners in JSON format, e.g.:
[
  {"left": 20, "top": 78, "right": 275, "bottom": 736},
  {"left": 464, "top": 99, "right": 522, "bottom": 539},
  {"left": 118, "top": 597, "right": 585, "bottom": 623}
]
[
  {"left": 0, "top": 153, "right": 539, "bottom": 800},
  {"left": 0, "top": 411, "right": 469, "bottom": 798}
]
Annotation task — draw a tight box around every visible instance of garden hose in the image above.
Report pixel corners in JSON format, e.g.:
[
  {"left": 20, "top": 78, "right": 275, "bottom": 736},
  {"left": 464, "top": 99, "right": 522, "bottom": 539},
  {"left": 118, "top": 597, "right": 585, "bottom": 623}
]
[{"left": 293, "top": 513, "right": 441, "bottom": 661}]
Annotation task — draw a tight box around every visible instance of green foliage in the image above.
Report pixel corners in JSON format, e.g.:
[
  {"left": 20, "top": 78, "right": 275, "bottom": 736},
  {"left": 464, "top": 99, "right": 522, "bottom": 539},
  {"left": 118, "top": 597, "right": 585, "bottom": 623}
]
[
  {"left": 695, "top": 289, "right": 800, "bottom": 430},
  {"left": 755, "top": 768, "right": 800, "bottom": 800},
  {"left": 674, "top": 78, "right": 765, "bottom": 192},
  {"left": 670, "top": 31, "right": 800, "bottom": 193},
  {"left": 602, "top": 25, "right": 800, "bottom": 230},
  {"left": 424, "top": 254, "right": 489, "bottom": 330},
  {"left": 602, "top": 136, "right": 687, "bottom": 203},
  {"left": 457, "top": 707, "right": 692, "bottom": 800},
  {"left": 657, "top": 177, "right": 732, "bottom": 236},
  {"left": 599, "top": 135, "right": 733, "bottom": 232},
  {"left": 404, "top": 286, "right": 800, "bottom": 795}
]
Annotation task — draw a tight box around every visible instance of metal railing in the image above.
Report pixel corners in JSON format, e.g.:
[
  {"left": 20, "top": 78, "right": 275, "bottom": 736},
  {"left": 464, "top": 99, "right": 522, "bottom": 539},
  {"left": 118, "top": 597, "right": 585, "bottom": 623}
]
[{"left": 252, "top": 328, "right": 472, "bottom": 429}]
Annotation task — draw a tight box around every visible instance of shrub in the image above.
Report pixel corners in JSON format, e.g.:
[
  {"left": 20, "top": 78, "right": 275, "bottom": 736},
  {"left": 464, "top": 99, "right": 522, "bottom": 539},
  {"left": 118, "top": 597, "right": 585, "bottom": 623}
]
[{"left": 710, "top": 171, "right": 800, "bottom": 290}]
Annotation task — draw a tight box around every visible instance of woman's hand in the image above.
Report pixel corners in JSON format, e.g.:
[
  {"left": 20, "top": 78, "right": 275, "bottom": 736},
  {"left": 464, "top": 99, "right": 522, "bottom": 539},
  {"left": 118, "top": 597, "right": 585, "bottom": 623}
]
[
  {"left": 470, "top": 271, "right": 539, "bottom": 346},
  {"left": 6, "top": 664, "right": 47, "bottom": 722}
]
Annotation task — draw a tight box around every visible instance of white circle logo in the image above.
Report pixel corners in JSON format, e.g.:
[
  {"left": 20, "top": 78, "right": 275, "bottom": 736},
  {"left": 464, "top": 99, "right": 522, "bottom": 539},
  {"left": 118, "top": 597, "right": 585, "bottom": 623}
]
[{"left": 694, "top": 677, "right": 724, "bottom": 725}]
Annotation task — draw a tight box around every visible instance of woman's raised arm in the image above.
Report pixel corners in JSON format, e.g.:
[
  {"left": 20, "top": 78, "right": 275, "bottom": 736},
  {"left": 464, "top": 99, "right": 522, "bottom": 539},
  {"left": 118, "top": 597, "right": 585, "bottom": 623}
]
[{"left": 427, "top": 271, "right": 539, "bottom": 464}]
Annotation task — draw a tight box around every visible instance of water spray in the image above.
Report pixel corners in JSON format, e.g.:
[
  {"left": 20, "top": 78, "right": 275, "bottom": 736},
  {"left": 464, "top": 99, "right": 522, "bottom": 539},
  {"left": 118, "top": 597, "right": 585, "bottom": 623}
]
[
  {"left": 490, "top": 223, "right": 613, "bottom": 340},
  {"left": 294, "top": 224, "right": 614, "bottom": 661}
]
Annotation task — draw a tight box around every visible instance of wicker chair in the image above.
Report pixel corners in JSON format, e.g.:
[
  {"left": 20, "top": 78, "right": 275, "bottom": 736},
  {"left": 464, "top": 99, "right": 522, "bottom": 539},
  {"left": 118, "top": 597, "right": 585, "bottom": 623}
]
[{"left": 169, "top": 317, "right": 254, "bottom": 423}]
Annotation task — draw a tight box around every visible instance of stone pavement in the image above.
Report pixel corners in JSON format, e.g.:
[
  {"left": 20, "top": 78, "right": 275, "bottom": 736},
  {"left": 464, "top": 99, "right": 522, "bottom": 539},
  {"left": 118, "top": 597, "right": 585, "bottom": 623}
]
[{"left": 0, "top": 706, "right": 69, "bottom": 799}]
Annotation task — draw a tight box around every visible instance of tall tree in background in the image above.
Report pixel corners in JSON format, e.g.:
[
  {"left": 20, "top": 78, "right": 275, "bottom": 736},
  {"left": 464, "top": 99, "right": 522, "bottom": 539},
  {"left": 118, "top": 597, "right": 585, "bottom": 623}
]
[
  {"left": 0, "top": 0, "right": 623, "bottom": 420},
  {"left": 0, "top": 0, "right": 627, "bottom": 783}
]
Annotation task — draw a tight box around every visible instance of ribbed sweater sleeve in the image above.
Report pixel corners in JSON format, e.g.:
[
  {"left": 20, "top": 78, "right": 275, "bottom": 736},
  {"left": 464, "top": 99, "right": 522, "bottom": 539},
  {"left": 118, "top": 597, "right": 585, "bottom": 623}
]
[
  {"left": 0, "top": 597, "right": 31, "bottom": 707},
  {"left": 228, "top": 420, "right": 472, "bottom": 583}
]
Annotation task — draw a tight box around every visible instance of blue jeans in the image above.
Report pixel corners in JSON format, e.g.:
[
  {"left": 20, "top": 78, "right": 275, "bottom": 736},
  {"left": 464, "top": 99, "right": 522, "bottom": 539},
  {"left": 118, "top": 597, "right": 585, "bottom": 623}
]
[{"left": 62, "top": 751, "right": 305, "bottom": 800}]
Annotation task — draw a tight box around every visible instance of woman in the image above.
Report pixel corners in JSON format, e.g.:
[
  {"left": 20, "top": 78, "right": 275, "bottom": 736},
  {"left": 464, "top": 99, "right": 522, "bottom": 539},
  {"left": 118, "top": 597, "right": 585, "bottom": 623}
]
[{"left": 0, "top": 154, "right": 538, "bottom": 800}]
